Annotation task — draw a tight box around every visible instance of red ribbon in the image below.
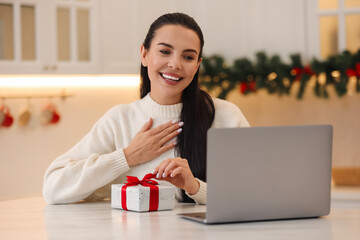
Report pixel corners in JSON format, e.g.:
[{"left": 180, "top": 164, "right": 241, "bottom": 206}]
[
  {"left": 346, "top": 63, "right": 360, "bottom": 77},
  {"left": 121, "top": 173, "right": 159, "bottom": 211}
]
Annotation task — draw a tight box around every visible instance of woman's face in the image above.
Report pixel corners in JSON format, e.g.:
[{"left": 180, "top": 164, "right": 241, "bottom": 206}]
[{"left": 141, "top": 24, "right": 202, "bottom": 105}]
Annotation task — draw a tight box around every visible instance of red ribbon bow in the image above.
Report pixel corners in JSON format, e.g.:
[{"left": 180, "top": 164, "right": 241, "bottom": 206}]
[
  {"left": 346, "top": 63, "right": 360, "bottom": 77},
  {"left": 121, "top": 173, "right": 159, "bottom": 211}
]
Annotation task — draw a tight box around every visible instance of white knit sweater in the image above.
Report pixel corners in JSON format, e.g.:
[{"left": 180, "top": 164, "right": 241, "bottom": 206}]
[{"left": 43, "top": 94, "right": 249, "bottom": 204}]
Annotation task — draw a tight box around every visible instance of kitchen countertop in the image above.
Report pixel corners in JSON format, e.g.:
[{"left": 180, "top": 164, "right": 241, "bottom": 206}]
[{"left": 1, "top": 187, "right": 360, "bottom": 240}]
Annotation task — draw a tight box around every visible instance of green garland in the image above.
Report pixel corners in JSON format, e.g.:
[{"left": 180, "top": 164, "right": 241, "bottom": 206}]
[{"left": 200, "top": 50, "right": 360, "bottom": 99}]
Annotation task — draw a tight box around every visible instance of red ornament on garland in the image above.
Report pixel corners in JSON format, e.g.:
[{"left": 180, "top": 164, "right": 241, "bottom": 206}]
[
  {"left": 304, "top": 65, "right": 315, "bottom": 76},
  {"left": 346, "top": 63, "right": 360, "bottom": 77},
  {"left": 239, "top": 81, "right": 256, "bottom": 94},
  {"left": 249, "top": 81, "right": 257, "bottom": 92},
  {"left": 291, "top": 65, "right": 315, "bottom": 81},
  {"left": 240, "top": 82, "right": 248, "bottom": 94}
]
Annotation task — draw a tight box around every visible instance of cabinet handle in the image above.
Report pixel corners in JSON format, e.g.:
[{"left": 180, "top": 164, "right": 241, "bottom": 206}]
[
  {"left": 43, "top": 65, "right": 49, "bottom": 71},
  {"left": 52, "top": 65, "right": 58, "bottom": 71}
]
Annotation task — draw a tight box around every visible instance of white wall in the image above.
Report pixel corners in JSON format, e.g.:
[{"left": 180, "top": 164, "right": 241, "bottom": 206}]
[{"left": 0, "top": 86, "right": 139, "bottom": 200}]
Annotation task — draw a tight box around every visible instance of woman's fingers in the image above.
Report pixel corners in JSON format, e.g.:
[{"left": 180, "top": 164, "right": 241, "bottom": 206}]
[
  {"left": 160, "top": 159, "right": 177, "bottom": 178},
  {"left": 154, "top": 159, "right": 171, "bottom": 178},
  {"left": 152, "top": 120, "right": 183, "bottom": 137},
  {"left": 139, "top": 117, "right": 153, "bottom": 132},
  {"left": 168, "top": 166, "right": 183, "bottom": 178},
  {"left": 160, "top": 121, "right": 183, "bottom": 139},
  {"left": 150, "top": 119, "right": 178, "bottom": 135},
  {"left": 125, "top": 118, "right": 183, "bottom": 166},
  {"left": 154, "top": 158, "right": 187, "bottom": 178},
  {"left": 152, "top": 157, "right": 199, "bottom": 194},
  {"left": 158, "top": 127, "right": 181, "bottom": 147},
  {"left": 150, "top": 120, "right": 183, "bottom": 150},
  {"left": 157, "top": 141, "right": 177, "bottom": 155},
  {"left": 153, "top": 121, "right": 183, "bottom": 150}
]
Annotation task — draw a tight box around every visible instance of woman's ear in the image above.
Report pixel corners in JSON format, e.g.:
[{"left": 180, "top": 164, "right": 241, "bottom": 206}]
[
  {"left": 140, "top": 44, "right": 148, "bottom": 67},
  {"left": 196, "top": 57, "right": 202, "bottom": 70}
]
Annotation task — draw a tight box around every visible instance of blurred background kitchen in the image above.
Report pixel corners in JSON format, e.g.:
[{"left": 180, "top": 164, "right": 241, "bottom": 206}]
[{"left": 0, "top": 0, "right": 359, "bottom": 200}]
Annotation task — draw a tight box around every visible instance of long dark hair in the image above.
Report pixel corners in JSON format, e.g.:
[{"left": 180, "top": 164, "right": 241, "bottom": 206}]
[{"left": 140, "top": 13, "right": 215, "bottom": 202}]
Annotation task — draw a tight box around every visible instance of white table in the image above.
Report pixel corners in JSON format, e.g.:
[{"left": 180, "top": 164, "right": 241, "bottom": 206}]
[{"left": 1, "top": 189, "right": 360, "bottom": 240}]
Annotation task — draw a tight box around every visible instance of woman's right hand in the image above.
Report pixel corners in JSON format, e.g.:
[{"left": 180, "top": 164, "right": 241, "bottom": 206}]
[{"left": 124, "top": 118, "right": 183, "bottom": 166}]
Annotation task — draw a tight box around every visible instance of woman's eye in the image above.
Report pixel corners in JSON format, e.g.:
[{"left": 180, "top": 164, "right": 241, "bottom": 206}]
[
  {"left": 184, "top": 55, "right": 195, "bottom": 61},
  {"left": 160, "top": 50, "right": 170, "bottom": 55}
]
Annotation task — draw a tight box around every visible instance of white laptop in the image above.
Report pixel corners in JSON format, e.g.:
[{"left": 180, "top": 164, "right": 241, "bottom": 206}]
[{"left": 178, "top": 125, "right": 333, "bottom": 224}]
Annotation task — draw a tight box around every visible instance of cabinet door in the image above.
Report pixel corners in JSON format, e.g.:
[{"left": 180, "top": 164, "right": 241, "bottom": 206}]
[
  {"left": 48, "top": 0, "right": 100, "bottom": 74},
  {"left": 101, "top": 0, "right": 139, "bottom": 74},
  {"left": 0, "top": 0, "right": 100, "bottom": 74},
  {"left": 0, "top": 0, "right": 44, "bottom": 74},
  {"left": 100, "top": 0, "right": 198, "bottom": 74}
]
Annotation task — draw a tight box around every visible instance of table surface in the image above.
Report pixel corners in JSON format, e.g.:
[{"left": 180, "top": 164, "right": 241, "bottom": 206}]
[{"left": 1, "top": 188, "right": 360, "bottom": 240}]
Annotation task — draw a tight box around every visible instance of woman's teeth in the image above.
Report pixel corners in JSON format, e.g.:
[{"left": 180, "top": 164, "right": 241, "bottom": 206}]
[{"left": 161, "top": 73, "right": 181, "bottom": 81}]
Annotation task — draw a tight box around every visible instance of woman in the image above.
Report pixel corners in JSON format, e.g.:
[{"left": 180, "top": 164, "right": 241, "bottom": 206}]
[{"left": 43, "top": 12, "right": 249, "bottom": 205}]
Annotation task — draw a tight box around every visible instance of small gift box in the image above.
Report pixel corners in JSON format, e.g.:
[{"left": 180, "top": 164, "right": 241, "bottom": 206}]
[{"left": 111, "top": 173, "right": 175, "bottom": 212}]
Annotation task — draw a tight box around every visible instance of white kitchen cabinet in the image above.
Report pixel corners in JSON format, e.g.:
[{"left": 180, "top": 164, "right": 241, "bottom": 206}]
[
  {"left": 2, "top": 0, "right": 347, "bottom": 75},
  {"left": 99, "top": 0, "right": 309, "bottom": 74},
  {"left": 0, "top": 0, "right": 100, "bottom": 74},
  {"left": 99, "top": 0, "right": 200, "bottom": 74}
]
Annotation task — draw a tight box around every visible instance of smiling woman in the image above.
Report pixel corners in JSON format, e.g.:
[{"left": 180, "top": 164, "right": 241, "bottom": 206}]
[
  {"left": 42, "top": 12, "right": 250, "bottom": 205},
  {"left": 140, "top": 24, "right": 201, "bottom": 105}
]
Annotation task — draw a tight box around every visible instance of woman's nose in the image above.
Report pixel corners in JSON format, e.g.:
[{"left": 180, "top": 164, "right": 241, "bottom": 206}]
[{"left": 168, "top": 56, "right": 182, "bottom": 70}]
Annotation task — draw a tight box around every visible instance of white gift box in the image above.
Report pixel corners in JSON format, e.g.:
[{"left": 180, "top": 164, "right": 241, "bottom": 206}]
[{"left": 111, "top": 184, "right": 175, "bottom": 212}]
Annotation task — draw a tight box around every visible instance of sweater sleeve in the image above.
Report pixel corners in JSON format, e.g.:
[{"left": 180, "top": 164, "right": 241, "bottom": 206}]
[
  {"left": 213, "top": 98, "right": 250, "bottom": 128},
  {"left": 43, "top": 108, "right": 130, "bottom": 204},
  {"left": 185, "top": 178, "right": 207, "bottom": 204}
]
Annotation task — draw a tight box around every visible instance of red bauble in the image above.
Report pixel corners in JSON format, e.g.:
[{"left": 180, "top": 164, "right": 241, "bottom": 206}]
[
  {"left": 249, "top": 81, "right": 257, "bottom": 92},
  {"left": 240, "top": 82, "right": 248, "bottom": 94}
]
